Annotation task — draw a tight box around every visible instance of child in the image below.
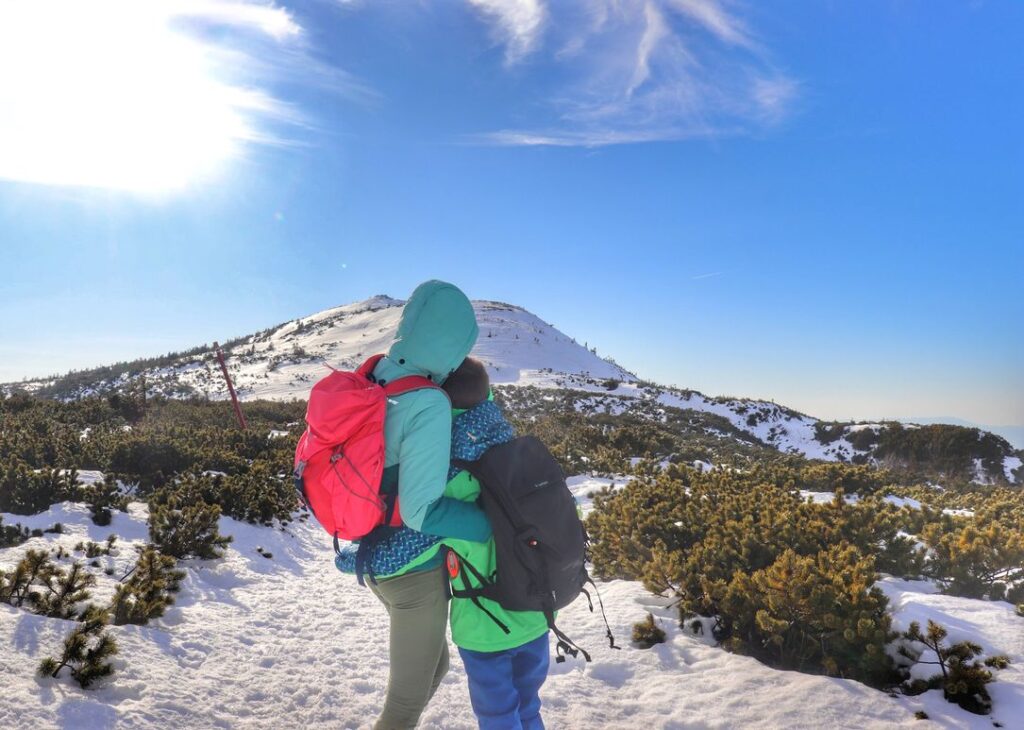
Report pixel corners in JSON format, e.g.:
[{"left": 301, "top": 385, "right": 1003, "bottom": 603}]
[{"left": 441, "top": 358, "right": 551, "bottom": 730}]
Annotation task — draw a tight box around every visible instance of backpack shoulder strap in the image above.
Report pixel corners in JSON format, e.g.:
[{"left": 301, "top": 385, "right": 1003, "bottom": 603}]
[
  {"left": 383, "top": 375, "right": 445, "bottom": 398},
  {"left": 357, "top": 353, "right": 448, "bottom": 400},
  {"left": 357, "top": 354, "right": 386, "bottom": 377}
]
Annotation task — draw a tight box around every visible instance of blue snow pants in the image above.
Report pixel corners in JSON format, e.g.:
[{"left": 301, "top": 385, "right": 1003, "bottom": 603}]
[{"left": 457, "top": 632, "right": 550, "bottom": 730}]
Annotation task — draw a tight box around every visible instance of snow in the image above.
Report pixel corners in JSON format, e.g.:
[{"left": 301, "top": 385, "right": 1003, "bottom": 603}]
[
  {"left": 565, "top": 475, "right": 625, "bottom": 517},
  {"left": 970, "top": 458, "right": 989, "bottom": 485},
  {"left": 1003, "top": 456, "right": 1022, "bottom": 482},
  {"left": 884, "top": 495, "right": 923, "bottom": 510},
  {"left": 799, "top": 490, "right": 860, "bottom": 505},
  {"left": 3, "top": 499, "right": 1022, "bottom": 729}
]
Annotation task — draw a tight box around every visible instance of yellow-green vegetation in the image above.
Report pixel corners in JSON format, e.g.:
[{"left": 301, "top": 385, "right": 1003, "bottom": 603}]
[
  {"left": 0, "top": 393, "right": 303, "bottom": 524},
  {"left": 631, "top": 612, "right": 667, "bottom": 649},
  {"left": 587, "top": 461, "right": 1024, "bottom": 692},
  {"left": 899, "top": 620, "right": 1011, "bottom": 715},
  {"left": 37, "top": 606, "right": 119, "bottom": 689}
]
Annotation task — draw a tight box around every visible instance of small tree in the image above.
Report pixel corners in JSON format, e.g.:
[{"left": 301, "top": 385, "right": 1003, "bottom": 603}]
[
  {"left": 900, "top": 620, "right": 1011, "bottom": 715},
  {"left": 0, "top": 550, "right": 57, "bottom": 608},
  {"left": 0, "top": 516, "right": 30, "bottom": 548},
  {"left": 38, "top": 606, "right": 118, "bottom": 689},
  {"left": 80, "top": 474, "right": 128, "bottom": 526},
  {"left": 35, "top": 562, "right": 96, "bottom": 619},
  {"left": 149, "top": 497, "right": 232, "bottom": 560},
  {"left": 109, "top": 546, "right": 185, "bottom": 625}
]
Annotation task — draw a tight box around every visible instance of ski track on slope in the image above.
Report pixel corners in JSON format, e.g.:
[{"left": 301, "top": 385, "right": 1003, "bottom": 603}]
[{"left": 5, "top": 501, "right": 1022, "bottom": 729}]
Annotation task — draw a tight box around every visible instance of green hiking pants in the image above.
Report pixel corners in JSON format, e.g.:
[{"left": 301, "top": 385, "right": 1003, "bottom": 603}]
[{"left": 368, "top": 564, "right": 451, "bottom": 730}]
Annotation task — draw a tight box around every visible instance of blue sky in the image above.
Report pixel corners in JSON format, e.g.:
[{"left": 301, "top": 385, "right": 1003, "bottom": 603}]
[{"left": 0, "top": 1, "right": 1021, "bottom": 428}]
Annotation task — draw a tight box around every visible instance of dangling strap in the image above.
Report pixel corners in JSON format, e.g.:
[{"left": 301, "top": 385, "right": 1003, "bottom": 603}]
[
  {"left": 293, "top": 461, "right": 314, "bottom": 512},
  {"left": 586, "top": 578, "right": 620, "bottom": 650},
  {"left": 354, "top": 537, "right": 375, "bottom": 587},
  {"left": 544, "top": 608, "right": 592, "bottom": 663}
]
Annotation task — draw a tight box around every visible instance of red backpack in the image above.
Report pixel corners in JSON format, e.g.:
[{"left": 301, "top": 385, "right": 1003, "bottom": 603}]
[{"left": 293, "top": 355, "right": 440, "bottom": 548}]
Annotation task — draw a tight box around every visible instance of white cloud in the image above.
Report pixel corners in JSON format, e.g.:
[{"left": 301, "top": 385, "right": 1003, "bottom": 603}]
[
  {"left": 473, "top": 0, "right": 798, "bottom": 146},
  {"left": 0, "top": 1, "right": 346, "bottom": 195},
  {"left": 465, "top": 0, "right": 546, "bottom": 64},
  {"left": 665, "top": 0, "right": 753, "bottom": 49}
]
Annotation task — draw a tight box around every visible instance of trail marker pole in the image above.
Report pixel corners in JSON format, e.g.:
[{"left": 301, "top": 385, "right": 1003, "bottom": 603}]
[{"left": 214, "top": 341, "right": 247, "bottom": 430}]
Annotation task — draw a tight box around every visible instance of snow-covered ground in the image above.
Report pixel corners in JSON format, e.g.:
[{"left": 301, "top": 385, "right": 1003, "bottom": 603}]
[{"left": 3, "top": 496, "right": 1022, "bottom": 729}]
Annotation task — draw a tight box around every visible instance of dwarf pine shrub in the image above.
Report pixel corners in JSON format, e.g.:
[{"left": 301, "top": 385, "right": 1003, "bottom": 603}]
[
  {"left": 109, "top": 546, "right": 185, "bottom": 625},
  {"left": 38, "top": 606, "right": 118, "bottom": 689},
  {"left": 900, "top": 620, "right": 1011, "bottom": 715},
  {"left": 0, "top": 516, "right": 30, "bottom": 548},
  {"left": 80, "top": 474, "right": 128, "bottom": 526},
  {"left": 922, "top": 522, "right": 1024, "bottom": 600},
  {"left": 0, "top": 550, "right": 59, "bottom": 609},
  {"left": 148, "top": 496, "right": 232, "bottom": 560},
  {"left": 0, "top": 460, "right": 76, "bottom": 515},
  {"left": 632, "top": 613, "right": 667, "bottom": 649},
  {"left": 587, "top": 467, "right": 908, "bottom": 686}
]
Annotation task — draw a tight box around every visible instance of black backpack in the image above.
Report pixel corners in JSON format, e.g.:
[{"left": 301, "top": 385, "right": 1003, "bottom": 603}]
[{"left": 451, "top": 435, "right": 617, "bottom": 662}]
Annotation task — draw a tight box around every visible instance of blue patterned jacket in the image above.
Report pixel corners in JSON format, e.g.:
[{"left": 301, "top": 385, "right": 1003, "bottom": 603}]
[{"left": 336, "top": 400, "right": 514, "bottom": 579}]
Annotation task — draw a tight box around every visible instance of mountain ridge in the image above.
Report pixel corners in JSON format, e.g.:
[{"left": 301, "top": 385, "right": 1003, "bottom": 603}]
[{"left": 3, "top": 296, "right": 1020, "bottom": 485}]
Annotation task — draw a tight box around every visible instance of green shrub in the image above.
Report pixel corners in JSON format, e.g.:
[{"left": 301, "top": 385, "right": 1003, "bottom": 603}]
[
  {"left": 109, "top": 546, "right": 185, "bottom": 625},
  {"left": 900, "top": 620, "right": 1010, "bottom": 715},
  {"left": 37, "top": 606, "right": 118, "bottom": 689},
  {"left": 722, "top": 545, "right": 896, "bottom": 684},
  {"left": 80, "top": 474, "right": 128, "bottom": 526},
  {"left": 632, "top": 613, "right": 667, "bottom": 648},
  {"left": 34, "top": 562, "right": 96, "bottom": 619},
  {"left": 0, "top": 461, "right": 76, "bottom": 515},
  {"left": 148, "top": 496, "right": 232, "bottom": 560},
  {"left": 0, "top": 550, "right": 58, "bottom": 609},
  {"left": 0, "top": 551, "right": 95, "bottom": 619},
  {"left": 922, "top": 522, "right": 1024, "bottom": 599},
  {"left": 0, "top": 516, "right": 30, "bottom": 548}
]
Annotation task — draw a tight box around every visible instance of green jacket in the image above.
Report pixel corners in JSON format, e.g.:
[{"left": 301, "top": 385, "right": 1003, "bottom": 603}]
[
  {"left": 372, "top": 281, "right": 491, "bottom": 577},
  {"left": 443, "top": 407, "right": 550, "bottom": 653}
]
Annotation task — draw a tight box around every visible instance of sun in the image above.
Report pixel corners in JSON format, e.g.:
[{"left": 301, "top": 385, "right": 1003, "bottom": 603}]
[{"left": 0, "top": 1, "right": 300, "bottom": 196}]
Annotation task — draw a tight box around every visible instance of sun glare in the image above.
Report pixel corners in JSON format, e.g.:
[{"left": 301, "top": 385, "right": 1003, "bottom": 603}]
[{"left": 0, "top": 1, "right": 299, "bottom": 195}]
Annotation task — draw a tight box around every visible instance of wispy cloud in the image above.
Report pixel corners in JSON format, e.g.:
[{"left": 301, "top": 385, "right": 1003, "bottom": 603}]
[
  {"left": 0, "top": 1, "right": 365, "bottom": 195},
  {"left": 469, "top": 0, "right": 797, "bottom": 146},
  {"left": 465, "top": 0, "right": 546, "bottom": 64},
  {"left": 690, "top": 271, "right": 723, "bottom": 280}
]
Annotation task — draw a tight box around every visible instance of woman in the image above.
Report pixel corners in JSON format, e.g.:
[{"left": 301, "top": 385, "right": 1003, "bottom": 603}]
[{"left": 358, "top": 280, "right": 491, "bottom": 730}]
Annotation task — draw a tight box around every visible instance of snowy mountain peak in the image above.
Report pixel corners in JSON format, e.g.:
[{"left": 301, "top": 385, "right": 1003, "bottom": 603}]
[{"left": 5, "top": 297, "right": 635, "bottom": 402}]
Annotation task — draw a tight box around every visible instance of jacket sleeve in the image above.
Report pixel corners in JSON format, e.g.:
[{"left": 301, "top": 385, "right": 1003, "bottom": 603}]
[{"left": 397, "top": 391, "right": 492, "bottom": 542}]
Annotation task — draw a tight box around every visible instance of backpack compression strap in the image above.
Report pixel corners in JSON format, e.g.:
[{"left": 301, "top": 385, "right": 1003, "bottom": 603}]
[{"left": 445, "top": 549, "right": 510, "bottom": 635}]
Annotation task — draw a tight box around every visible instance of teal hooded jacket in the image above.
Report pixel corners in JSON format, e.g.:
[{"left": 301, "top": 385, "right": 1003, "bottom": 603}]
[{"left": 370, "top": 281, "right": 491, "bottom": 573}]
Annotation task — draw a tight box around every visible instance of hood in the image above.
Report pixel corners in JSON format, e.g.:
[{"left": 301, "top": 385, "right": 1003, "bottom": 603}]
[{"left": 388, "top": 280, "right": 478, "bottom": 384}]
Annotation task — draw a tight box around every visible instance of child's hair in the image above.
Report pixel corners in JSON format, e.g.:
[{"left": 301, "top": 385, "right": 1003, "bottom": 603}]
[{"left": 444, "top": 357, "right": 490, "bottom": 409}]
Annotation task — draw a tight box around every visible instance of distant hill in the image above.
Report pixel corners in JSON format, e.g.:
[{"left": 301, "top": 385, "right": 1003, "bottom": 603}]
[{"left": 897, "top": 417, "right": 1024, "bottom": 451}]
